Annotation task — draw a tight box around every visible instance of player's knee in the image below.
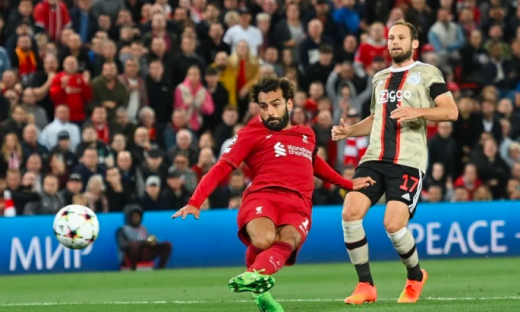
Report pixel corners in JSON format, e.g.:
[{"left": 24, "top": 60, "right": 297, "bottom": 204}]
[
  {"left": 250, "top": 232, "right": 276, "bottom": 250},
  {"left": 342, "top": 207, "right": 365, "bottom": 222},
  {"left": 383, "top": 218, "right": 406, "bottom": 234},
  {"left": 342, "top": 194, "right": 370, "bottom": 221}
]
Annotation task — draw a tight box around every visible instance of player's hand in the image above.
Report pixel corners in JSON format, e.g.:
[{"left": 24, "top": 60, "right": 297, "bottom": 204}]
[
  {"left": 331, "top": 118, "right": 350, "bottom": 141},
  {"left": 390, "top": 107, "right": 422, "bottom": 122},
  {"left": 351, "top": 177, "right": 376, "bottom": 190},
  {"left": 171, "top": 205, "right": 200, "bottom": 220}
]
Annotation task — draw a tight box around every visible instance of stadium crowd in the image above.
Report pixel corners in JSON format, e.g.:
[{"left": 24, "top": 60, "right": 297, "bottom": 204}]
[{"left": 0, "top": 0, "right": 519, "bottom": 216}]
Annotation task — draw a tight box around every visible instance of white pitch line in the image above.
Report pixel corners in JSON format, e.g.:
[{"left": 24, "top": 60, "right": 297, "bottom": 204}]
[{"left": 1, "top": 296, "right": 520, "bottom": 306}]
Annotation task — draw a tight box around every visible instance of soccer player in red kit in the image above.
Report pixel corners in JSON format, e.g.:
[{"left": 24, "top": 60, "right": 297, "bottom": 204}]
[{"left": 173, "top": 76, "right": 374, "bottom": 312}]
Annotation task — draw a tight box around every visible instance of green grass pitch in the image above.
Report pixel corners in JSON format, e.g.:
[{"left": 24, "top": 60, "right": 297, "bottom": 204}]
[{"left": 1, "top": 257, "right": 519, "bottom": 312}]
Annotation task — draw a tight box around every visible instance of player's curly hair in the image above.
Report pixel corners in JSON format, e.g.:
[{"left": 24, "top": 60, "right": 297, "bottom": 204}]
[{"left": 250, "top": 75, "right": 295, "bottom": 104}]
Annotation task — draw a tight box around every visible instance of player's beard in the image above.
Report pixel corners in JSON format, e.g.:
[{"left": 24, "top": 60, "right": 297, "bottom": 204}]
[
  {"left": 262, "top": 108, "right": 290, "bottom": 131},
  {"left": 391, "top": 47, "right": 413, "bottom": 65}
]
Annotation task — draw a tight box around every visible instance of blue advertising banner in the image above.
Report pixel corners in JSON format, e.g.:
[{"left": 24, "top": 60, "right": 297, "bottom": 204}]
[{"left": 1, "top": 201, "right": 519, "bottom": 275}]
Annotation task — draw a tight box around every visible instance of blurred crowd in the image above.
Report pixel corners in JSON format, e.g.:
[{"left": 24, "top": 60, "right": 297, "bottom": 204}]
[{"left": 0, "top": 0, "right": 520, "bottom": 216}]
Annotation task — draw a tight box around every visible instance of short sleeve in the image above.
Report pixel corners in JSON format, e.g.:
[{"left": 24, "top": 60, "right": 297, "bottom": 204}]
[
  {"left": 220, "top": 130, "right": 255, "bottom": 168},
  {"left": 424, "top": 66, "right": 451, "bottom": 101},
  {"left": 370, "top": 77, "right": 378, "bottom": 115}
]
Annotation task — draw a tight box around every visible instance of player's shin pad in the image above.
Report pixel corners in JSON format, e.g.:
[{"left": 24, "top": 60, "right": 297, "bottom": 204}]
[
  {"left": 342, "top": 220, "right": 369, "bottom": 265},
  {"left": 387, "top": 228, "right": 419, "bottom": 268}
]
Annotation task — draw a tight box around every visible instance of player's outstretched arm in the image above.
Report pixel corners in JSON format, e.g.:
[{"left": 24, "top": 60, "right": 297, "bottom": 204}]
[
  {"left": 390, "top": 95, "right": 458, "bottom": 122},
  {"left": 331, "top": 115, "right": 374, "bottom": 141},
  {"left": 171, "top": 161, "right": 234, "bottom": 220},
  {"left": 313, "top": 156, "right": 375, "bottom": 190}
]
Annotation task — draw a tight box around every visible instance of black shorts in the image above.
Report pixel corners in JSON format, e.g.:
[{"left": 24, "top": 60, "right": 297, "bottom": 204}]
[{"left": 353, "top": 161, "right": 424, "bottom": 218}]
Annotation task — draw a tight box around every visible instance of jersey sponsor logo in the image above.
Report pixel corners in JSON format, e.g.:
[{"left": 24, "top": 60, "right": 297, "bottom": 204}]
[
  {"left": 302, "top": 135, "right": 308, "bottom": 143},
  {"left": 406, "top": 72, "right": 421, "bottom": 85},
  {"left": 274, "top": 142, "right": 287, "bottom": 157},
  {"left": 378, "top": 90, "right": 412, "bottom": 104},
  {"left": 287, "top": 145, "right": 312, "bottom": 161}
]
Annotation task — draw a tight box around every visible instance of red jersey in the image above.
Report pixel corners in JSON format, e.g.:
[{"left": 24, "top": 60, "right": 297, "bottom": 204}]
[
  {"left": 220, "top": 119, "right": 317, "bottom": 205},
  {"left": 49, "top": 72, "right": 92, "bottom": 122},
  {"left": 355, "top": 42, "right": 392, "bottom": 69}
]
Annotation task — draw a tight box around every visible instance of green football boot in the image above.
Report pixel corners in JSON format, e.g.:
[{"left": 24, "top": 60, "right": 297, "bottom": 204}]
[
  {"left": 228, "top": 270, "right": 275, "bottom": 293},
  {"left": 253, "top": 291, "right": 285, "bottom": 312}
]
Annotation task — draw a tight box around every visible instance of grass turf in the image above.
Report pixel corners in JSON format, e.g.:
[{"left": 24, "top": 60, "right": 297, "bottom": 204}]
[{"left": 0, "top": 257, "right": 519, "bottom": 312}]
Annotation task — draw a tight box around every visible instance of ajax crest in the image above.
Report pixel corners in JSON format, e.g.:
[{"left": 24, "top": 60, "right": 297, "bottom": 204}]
[{"left": 406, "top": 72, "right": 421, "bottom": 85}]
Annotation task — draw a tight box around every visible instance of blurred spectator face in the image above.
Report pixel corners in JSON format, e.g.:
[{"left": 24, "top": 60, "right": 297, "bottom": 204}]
[
  {"left": 248, "top": 101, "right": 261, "bottom": 117},
  {"left": 262, "top": 0, "right": 276, "bottom": 13},
  {"left": 43, "top": 176, "right": 59, "bottom": 195},
  {"left": 469, "top": 30, "right": 482, "bottom": 47},
  {"left": 98, "top": 15, "right": 111, "bottom": 31},
  {"left": 264, "top": 48, "right": 278, "bottom": 64},
  {"left": 174, "top": 8, "right": 188, "bottom": 22},
  {"left": 483, "top": 139, "right": 498, "bottom": 158},
  {"left": 6, "top": 171, "right": 21, "bottom": 190},
  {"left": 205, "top": 4, "right": 219, "bottom": 20},
  {"left": 167, "top": 176, "right": 183, "bottom": 190},
  {"left": 82, "top": 149, "right": 98, "bottom": 168},
  {"left": 214, "top": 52, "right": 228, "bottom": 68},
  {"left": 120, "top": 27, "right": 134, "bottom": 42},
  {"left": 140, "top": 109, "right": 155, "bottom": 127},
  {"left": 286, "top": 4, "right": 299, "bottom": 20},
  {"left": 457, "top": 97, "right": 473, "bottom": 115},
  {"left": 124, "top": 59, "right": 139, "bottom": 77},
  {"left": 186, "top": 66, "right": 200, "bottom": 85},
  {"left": 19, "top": 0, "right": 32, "bottom": 16},
  {"left": 370, "top": 23, "right": 385, "bottom": 42},
  {"left": 68, "top": 34, "right": 82, "bottom": 51},
  {"left": 2, "top": 71, "right": 16, "bottom": 88},
  {"left": 308, "top": 20, "right": 323, "bottom": 39},
  {"left": 22, "top": 88, "right": 36, "bottom": 105},
  {"left": 12, "top": 106, "right": 27, "bottom": 124},
  {"left": 116, "top": 109, "right": 129, "bottom": 126},
  {"left": 463, "top": 164, "right": 477, "bottom": 183},
  {"left": 454, "top": 187, "right": 469, "bottom": 202},
  {"left": 78, "top": 0, "right": 92, "bottom": 11},
  {"left": 238, "top": 12, "right": 252, "bottom": 27},
  {"left": 176, "top": 131, "right": 192, "bottom": 149},
  {"left": 95, "top": 31, "right": 108, "bottom": 40},
  {"left": 481, "top": 100, "right": 495, "bottom": 117},
  {"left": 236, "top": 41, "right": 249, "bottom": 58},
  {"left": 117, "top": 152, "right": 132, "bottom": 170},
  {"left": 343, "top": 35, "right": 357, "bottom": 53},
  {"left": 117, "top": 10, "right": 132, "bottom": 26},
  {"left": 291, "top": 107, "right": 306, "bottom": 125},
  {"left": 458, "top": 8, "right": 473, "bottom": 23},
  {"left": 130, "top": 42, "right": 145, "bottom": 59},
  {"left": 309, "top": 83, "right": 324, "bottom": 100},
  {"left": 4, "top": 134, "right": 18, "bottom": 151},
  {"left": 92, "top": 107, "right": 107, "bottom": 124},
  {"left": 111, "top": 134, "right": 126, "bottom": 153},
  {"left": 209, "top": 23, "right": 224, "bottom": 41},
  {"left": 497, "top": 99, "right": 513, "bottom": 116},
  {"left": 146, "top": 153, "right": 163, "bottom": 170},
  {"left": 16, "top": 23, "right": 30, "bottom": 36},
  {"left": 513, "top": 163, "right": 520, "bottom": 179},
  {"left": 257, "top": 16, "right": 270, "bottom": 33},
  {"left": 63, "top": 57, "right": 78, "bottom": 74},
  {"left": 281, "top": 49, "right": 293, "bottom": 66},
  {"left": 437, "top": 8, "right": 450, "bottom": 23},
  {"left": 428, "top": 185, "right": 442, "bottom": 202},
  {"left": 134, "top": 128, "right": 149, "bottom": 146},
  {"left": 317, "top": 98, "right": 331, "bottom": 111},
  {"left": 102, "top": 41, "right": 116, "bottom": 59},
  {"left": 17, "top": 35, "right": 31, "bottom": 51},
  {"left": 490, "top": 43, "right": 502, "bottom": 60},
  {"left": 60, "top": 29, "right": 73, "bottom": 46},
  {"left": 224, "top": 0, "right": 238, "bottom": 9},
  {"left": 141, "top": 4, "right": 152, "bottom": 21},
  {"left": 172, "top": 110, "right": 188, "bottom": 128},
  {"left": 229, "top": 196, "right": 242, "bottom": 209},
  {"left": 294, "top": 92, "right": 307, "bottom": 106},
  {"left": 55, "top": 105, "right": 70, "bottom": 122},
  {"left": 259, "top": 65, "right": 275, "bottom": 77},
  {"left": 230, "top": 172, "right": 245, "bottom": 190},
  {"left": 222, "top": 109, "right": 238, "bottom": 126},
  {"left": 343, "top": 167, "right": 355, "bottom": 180},
  {"left": 152, "top": 13, "right": 166, "bottom": 31},
  {"left": 432, "top": 163, "right": 444, "bottom": 181},
  {"left": 199, "top": 134, "right": 213, "bottom": 149},
  {"left": 319, "top": 50, "right": 333, "bottom": 66},
  {"left": 44, "top": 54, "right": 58, "bottom": 73},
  {"left": 27, "top": 155, "right": 42, "bottom": 172},
  {"left": 106, "top": 168, "right": 121, "bottom": 184},
  {"left": 67, "top": 179, "right": 83, "bottom": 194},
  {"left": 317, "top": 111, "right": 332, "bottom": 128},
  {"left": 205, "top": 72, "right": 219, "bottom": 88},
  {"left": 23, "top": 124, "right": 38, "bottom": 144},
  {"left": 174, "top": 154, "right": 189, "bottom": 170},
  {"left": 474, "top": 186, "right": 491, "bottom": 201},
  {"left": 82, "top": 127, "right": 99, "bottom": 144},
  {"left": 489, "top": 25, "right": 502, "bottom": 40},
  {"left": 149, "top": 61, "right": 164, "bottom": 80},
  {"left": 507, "top": 179, "right": 520, "bottom": 197},
  {"left": 437, "top": 122, "right": 452, "bottom": 138},
  {"left": 102, "top": 63, "right": 117, "bottom": 81},
  {"left": 58, "top": 137, "right": 70, "bottom": 150},
  {"left": 198, "top": 147, "right": 215, "bottom": 166}
]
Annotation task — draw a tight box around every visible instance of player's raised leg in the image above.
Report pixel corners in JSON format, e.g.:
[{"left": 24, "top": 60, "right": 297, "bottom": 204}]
[
  {"left": 384, "top": 201, "right": 427, "bottom": 303},
  {"left": 342, "top": 191, "right": 377, "bottom": 304},
  {"left": 229, "top": 217, "right": 278, "bottom": 293}
]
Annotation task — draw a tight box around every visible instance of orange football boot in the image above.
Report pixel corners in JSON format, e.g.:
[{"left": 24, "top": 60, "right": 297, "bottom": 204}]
[
  {"left": 344, "top": 282, "right": 377, "bottom": 305},
  {"left": 398, "top": 269, "right": 428, "bottom": 303}
]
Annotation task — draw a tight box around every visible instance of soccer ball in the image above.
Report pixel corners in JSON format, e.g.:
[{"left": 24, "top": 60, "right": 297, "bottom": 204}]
[{"left": 53, "top": 205, "right": 99, "bottom": 249}]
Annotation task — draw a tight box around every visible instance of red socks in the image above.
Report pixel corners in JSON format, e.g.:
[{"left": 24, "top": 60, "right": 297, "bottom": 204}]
[
  {"left": 247, "top": 242, "right": 294, "bottom": 275},
  {"left": 246, "top": 245, "right": 264, "bottom": 268}
]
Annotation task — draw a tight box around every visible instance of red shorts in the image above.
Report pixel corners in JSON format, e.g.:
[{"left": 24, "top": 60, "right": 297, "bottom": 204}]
[{"left": 237, "top": 188, "right": 312, "bottom": 265}]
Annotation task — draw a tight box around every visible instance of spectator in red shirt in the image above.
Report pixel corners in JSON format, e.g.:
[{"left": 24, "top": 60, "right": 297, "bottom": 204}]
[
  {"left": 50, "top": 56, "right": 92, "bottom": 124},
  {"left": 354, "top": 22, "right": 391, "bottom": 75},
  {"left": 191, "top": 147, "right": 215, "bottom": 183},
  {"left": 454, "top": 163, "right": 482, "bottom": 200},
  {"left": 33, "top": 0, "right": 71, "bottom": 42}
]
